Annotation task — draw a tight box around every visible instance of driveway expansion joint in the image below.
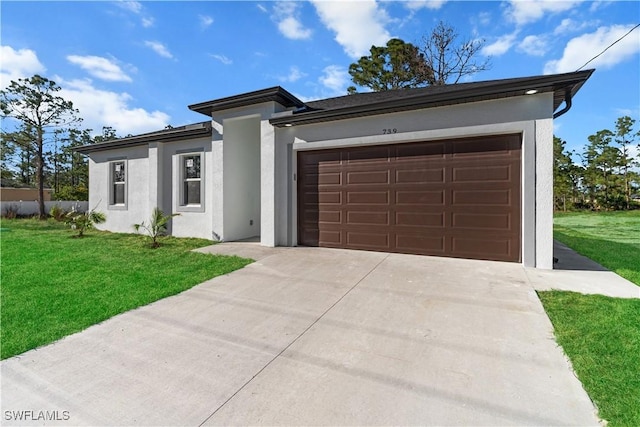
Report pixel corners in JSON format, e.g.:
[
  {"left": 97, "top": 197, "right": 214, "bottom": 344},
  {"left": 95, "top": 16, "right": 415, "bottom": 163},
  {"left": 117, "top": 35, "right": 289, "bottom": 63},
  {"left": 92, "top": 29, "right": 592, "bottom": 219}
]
[{"left": 198, "top": 253, "right": 391, "bottom": 426}]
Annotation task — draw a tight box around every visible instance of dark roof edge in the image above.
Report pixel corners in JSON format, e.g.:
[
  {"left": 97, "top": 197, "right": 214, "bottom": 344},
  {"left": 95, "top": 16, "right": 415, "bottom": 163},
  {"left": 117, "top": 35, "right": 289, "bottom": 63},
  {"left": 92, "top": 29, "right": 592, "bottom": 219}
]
[
  {"left": 270, "top": 70, "right": 594, "bottom": 127},
  {"left": 74, "top": 122, "right": 212, "bottom": 154},
  {"left": 189, "top": 86, "right": 304, "bottom": 116}
]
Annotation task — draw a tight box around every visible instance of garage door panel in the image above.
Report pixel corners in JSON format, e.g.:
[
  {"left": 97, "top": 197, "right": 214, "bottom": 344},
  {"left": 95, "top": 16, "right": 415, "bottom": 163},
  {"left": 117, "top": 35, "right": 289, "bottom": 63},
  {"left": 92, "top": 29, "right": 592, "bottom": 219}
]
[
  {"left": 298, "top": 134, "right": 521, "bottom": 262},
  {"left": 395, "top": 168, "right": 445, "bottom": 184},
  {"left": 318, "top": 210, "right": 341, "bottom": 224},
  {"left": 347, "top": 146, "right": 391, "bottom": 163},
  {"left": 396, "top": 190, "right": 445, "bottom": 205},
  {"left": 396, "top": 235, "right": 445, "bottom": 253},
  {"left": 347, "top": 170, "right": 390, "bottom": 185},
  {"left": 347, "top": 211, "right": 389, "bottom": 226},
  {"left": 395, "top": 142, "right": 446, "bottom": 160},
  {"left": 319, "top": 230, "right": 342, "bottom": 245},
  {"left": 347, "top": 191, "right": 389, "bottom": 204},
  {"left": 452, "top": 213, "right": 512, "bottom": 230},
  {"left": 346, "top": 232, "right": 390, "bottom": 249},
  {"left": 452, "top": 189, "right": 512, "bottom": 206},
  {"left": 396, "top": 212, "right": 445, "bottom": 227},
  {"left": 451, "top": 138, "right": 517, "bottom": 157},
  {"left": 452, "top": 165, "right": 513, "bottom": 182},
  {"left": 300, "top": 151, "right": 341, "bottom": 166},
  {"left": 452, "top": 237, "right": 515, "bottom": 261}
]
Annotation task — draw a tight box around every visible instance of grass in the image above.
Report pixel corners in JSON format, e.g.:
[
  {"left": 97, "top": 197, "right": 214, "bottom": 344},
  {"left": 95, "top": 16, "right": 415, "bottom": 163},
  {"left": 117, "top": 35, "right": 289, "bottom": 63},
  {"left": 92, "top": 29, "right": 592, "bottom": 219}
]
[
  {"left": 538, "top": 211, "right": 640, "bottom": 426},
  {"left": 538, "top": 291, "right": 640, "bottom": 427},
  {"left": 0, "top": 218, "right": 252, "bottom": 360},
  {"left": 554, "top": 210, "right": 640, "bottom": 286}
]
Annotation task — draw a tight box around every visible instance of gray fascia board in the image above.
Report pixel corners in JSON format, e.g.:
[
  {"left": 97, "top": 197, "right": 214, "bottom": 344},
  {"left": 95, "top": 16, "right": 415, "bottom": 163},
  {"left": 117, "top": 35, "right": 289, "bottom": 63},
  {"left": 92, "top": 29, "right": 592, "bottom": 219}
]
[
  {"left": 189, "top": 86, "right": 304, "bottom": 116},
  {"left": 270, "top": 70, "right": 594, "bottom": 127},
  {"left": 74, "top": 127, "right": 212, "bottom": 154}
]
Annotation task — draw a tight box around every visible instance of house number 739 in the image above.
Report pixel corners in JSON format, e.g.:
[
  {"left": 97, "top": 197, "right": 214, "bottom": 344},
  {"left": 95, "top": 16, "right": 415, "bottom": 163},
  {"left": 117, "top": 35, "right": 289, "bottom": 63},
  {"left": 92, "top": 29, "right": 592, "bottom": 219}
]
[{"left": 382, "top": 128, "right": 397, "bottom": 134}]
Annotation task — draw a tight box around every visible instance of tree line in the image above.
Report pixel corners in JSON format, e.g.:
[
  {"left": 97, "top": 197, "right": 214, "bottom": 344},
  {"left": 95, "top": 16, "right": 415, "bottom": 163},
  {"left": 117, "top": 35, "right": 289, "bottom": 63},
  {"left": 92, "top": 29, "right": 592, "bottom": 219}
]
[
  {"left": 554, "top": 116, "right": 640, "bottom": 211},
  {"left": 3, "top": 22, "right": 636, "bottom": 219},
  {"left": 1, "top": 76, "right": 124, "bottom": 218}
]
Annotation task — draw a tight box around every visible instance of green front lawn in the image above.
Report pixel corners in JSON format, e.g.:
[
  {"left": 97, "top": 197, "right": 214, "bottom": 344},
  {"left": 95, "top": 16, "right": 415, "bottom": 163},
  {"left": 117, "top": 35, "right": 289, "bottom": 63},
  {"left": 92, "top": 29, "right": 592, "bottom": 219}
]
[
  {"left": 554, "top": 210, "right": 640, "bottom": 286},
  {"left": 539, "top": 291, "right": 640, "bottom": 427},
  {"left": 0, "top": 219, "right": 252, "bottom": 359},
  {"left": 539, "top": 211, "right": 640, "bottom": 426}
]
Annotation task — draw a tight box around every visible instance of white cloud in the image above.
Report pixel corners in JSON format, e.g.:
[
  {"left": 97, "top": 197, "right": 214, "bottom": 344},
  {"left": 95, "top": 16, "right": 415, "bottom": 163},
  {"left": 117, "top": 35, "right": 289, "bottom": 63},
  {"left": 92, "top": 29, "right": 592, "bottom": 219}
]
[
  {"left": 482, "top": 32, "right": 518, "bottom": 56},
  {"left": 67, "top": 55, "right": 132, "bottom": 82},
  {"left": 544, "top": 24, "right": 640, "bottom": 74},
  {"left": 278, "top": 16, "right": 313, "bottom": 40},
  {"left": 199, "top": 14, "right": 214, "bottom": 28},
  {"left": 554, "top": 18, "right": 599, "bottom": 36},
  {"left": 57, "top": 77, "right": 170, "bottom": 135},
  {"left": 311, "top": 0, "right": 391, "bottom": 58},
  {"left": 257, "top": 4, "right": 267, "bottom": 13},
  {"left": 116, "top": 1, "right": 142, "bottom": 14},
  {"left": 0, "top": 45, "right": 46, "bottom": 89},
  {"left": 517, "top": 35, "right": 549, "bottom": 56},
  {"left": 144, "top": 41, "right": 174, "bottom": 59},
  {"left": 319, "top": 65, "right": 349, "bottom": 95},
  {"left": 210, "top": 54, "right": 232, "bottom": 65},
  {"left": 405, "top": 0, "right": 447, "bottom": 10},
  {"left": 278, "top": 66, "right": 306, "bottom": 83},
  {"left": 272, "top": 2, "right": 312, "bottom": 40},
  {"left": 116, "top": 1, "right": 154, "bottom": 28},
  {"left": 505, "top": 0, "right": 582, "bottom": 25}
]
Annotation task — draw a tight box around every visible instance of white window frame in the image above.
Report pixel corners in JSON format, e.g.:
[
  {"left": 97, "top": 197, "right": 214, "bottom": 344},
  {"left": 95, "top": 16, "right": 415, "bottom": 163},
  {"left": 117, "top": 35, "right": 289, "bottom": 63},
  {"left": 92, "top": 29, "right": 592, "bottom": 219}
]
[
  {"left": 108, "top": 159, "right": 127, "bottom": 210},
  {"left": 177, "top": 150, "right": 205, "bottom": 212}
]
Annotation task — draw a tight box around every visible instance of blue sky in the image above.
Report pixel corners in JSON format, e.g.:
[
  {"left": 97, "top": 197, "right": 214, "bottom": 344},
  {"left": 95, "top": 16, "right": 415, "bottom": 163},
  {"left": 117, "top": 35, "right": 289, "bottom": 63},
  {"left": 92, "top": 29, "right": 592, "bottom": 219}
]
[{"left": 2, "top": 1, "right": 639, "bottom": 158}]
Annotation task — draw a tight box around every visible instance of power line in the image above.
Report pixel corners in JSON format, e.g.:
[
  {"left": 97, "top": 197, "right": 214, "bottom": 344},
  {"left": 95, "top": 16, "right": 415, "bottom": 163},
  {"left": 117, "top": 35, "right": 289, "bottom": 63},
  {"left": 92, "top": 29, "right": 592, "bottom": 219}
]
[{"left": 576, "top": 23, "right": 640, "bottom": 71}]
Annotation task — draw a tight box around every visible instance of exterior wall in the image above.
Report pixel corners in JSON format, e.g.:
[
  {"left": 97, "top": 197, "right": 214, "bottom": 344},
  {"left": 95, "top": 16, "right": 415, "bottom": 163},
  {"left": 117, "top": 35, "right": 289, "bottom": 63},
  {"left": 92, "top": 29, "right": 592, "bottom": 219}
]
[
  {"left": 89, "top": 145, "right": 150, "bottom": 234},
  {"left": 88, "top": 135, "right": 215, "bottom": 240},
  {"left": 165, "top": 136, "right": 213, "bottom": 240},
  {"left": 535, "top": 118, "right": 554, "bottom": 269},
  {"left": 277, "top": 93, "right": 555, "bottom": 268},
  {"left": 222, "top": 116, "right": 261, "bottom": 241},
  {"left": 210, "top": 101, "right": 290, "bottom": 245}
]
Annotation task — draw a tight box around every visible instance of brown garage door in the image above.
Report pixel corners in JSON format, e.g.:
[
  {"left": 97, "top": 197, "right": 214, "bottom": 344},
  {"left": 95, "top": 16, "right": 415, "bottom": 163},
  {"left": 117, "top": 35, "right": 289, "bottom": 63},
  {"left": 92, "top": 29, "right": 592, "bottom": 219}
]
[{"left": 297, "top": 134, "right": 521, "bottom": 262}]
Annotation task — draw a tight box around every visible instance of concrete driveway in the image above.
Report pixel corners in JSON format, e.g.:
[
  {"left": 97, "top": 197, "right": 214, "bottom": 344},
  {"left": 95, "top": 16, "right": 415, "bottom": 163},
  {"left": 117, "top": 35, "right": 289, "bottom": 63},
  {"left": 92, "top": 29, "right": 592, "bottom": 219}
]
[{"left": 2, "top": 246, "right": 602, "bottom": 426}]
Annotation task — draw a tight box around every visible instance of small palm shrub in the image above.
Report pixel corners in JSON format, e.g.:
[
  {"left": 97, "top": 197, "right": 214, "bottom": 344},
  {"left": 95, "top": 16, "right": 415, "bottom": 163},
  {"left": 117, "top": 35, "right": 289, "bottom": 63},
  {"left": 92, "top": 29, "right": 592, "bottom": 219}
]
[
  {"left": 49, "top": 205, "right": 67, "bottom": 221},
  {"left": 65, "top": 208, "right": 106, "bottom": 237},
  {"left": 134, "top": 208, "right": 179, "bottom": 248}
]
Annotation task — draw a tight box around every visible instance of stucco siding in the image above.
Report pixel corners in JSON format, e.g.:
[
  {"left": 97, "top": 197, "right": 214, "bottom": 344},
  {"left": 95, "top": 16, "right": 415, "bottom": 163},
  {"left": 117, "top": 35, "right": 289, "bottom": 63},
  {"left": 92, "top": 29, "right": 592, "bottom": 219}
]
[
  {"left": 165, "top": 136, "right": 214, "bottom": 240},
  {"left": 88, "top": 145, "right": 150, "bottom": 234}
]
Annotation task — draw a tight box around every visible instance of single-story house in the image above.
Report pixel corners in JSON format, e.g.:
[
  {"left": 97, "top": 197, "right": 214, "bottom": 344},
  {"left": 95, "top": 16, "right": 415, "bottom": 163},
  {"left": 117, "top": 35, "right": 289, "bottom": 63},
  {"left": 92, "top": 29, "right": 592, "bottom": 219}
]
[{"left": 76, "top": 69, "right": 593, "bottom": 269}]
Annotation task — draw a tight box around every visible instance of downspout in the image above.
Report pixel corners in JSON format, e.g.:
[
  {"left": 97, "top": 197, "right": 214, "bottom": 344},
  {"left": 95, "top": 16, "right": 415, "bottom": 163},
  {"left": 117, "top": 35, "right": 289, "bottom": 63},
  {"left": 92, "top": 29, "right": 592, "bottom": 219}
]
[{"left": 553, "top": 88, "right": 573, "bottom": 119}]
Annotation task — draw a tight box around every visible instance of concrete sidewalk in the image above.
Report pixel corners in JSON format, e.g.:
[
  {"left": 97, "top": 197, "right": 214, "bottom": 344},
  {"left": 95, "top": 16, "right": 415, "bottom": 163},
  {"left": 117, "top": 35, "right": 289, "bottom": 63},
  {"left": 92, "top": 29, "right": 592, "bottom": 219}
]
[
  {"left": 526, "top": 240, "right": 639, "bottom": 299},
  {"left": 2, "top": 247, "right": 601, "bottom": 426}
]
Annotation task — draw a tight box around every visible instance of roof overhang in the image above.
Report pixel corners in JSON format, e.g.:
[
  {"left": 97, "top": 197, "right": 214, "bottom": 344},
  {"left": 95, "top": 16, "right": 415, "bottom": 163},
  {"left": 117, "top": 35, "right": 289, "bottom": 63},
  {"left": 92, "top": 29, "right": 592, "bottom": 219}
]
[
  {"left": 189, "top": 86, "right": 304, "bottom": 117},
  {"left": 74, "top": 122, "right": 212, "bottom": 154},
  {"left": 270, "top": 70, "right": 594, "bottom": 128}
]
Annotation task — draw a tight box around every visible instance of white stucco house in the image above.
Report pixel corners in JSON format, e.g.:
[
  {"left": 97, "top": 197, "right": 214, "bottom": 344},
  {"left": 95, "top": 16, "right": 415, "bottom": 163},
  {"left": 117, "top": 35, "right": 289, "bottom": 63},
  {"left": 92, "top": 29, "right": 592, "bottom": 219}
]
[{"left": 76, "top": 69, "right": 593, "bottom": 268}]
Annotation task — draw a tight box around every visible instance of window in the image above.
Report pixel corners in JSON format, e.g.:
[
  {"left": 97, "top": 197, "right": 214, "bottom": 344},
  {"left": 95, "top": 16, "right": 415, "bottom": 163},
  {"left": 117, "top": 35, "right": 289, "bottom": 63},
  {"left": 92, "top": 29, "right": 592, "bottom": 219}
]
[
  {"left": 182, "top": 154, "right": 201, "bottom": 206},
  {"left": 109, "top": 160, "right": 126, "bottom": 208}
]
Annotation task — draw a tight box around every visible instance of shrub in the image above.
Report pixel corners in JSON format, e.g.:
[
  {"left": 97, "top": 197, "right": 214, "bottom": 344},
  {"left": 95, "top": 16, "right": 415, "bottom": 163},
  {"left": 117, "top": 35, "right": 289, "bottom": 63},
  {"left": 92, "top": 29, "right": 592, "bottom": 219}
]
[
  {"left": 65, "top": 207, "right": 106, "bottom": 237},
  {"left": 49, "top": 205, "right": 67, "bottom": 221},
  {"left": 3, "top": 203, "right": 20, "bottom": 219},
  {"left": 134, "top": 208, "right": 179, "bottom": 248}
]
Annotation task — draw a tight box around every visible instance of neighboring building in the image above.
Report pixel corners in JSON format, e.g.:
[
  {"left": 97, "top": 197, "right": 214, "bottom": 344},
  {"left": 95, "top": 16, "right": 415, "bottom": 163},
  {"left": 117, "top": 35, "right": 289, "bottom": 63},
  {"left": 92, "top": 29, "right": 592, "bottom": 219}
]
[
  {"left": 0, "top": 187, "right": 53, "bottom": 202},
  {"left": 76, "top": 70, "right": 594, "bottom": 269}
]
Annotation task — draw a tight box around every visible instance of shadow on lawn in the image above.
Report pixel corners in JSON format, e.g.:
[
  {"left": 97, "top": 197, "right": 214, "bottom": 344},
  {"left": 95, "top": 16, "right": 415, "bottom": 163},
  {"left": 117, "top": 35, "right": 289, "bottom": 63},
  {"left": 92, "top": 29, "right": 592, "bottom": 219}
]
[{"left": 554, "top": 231, "right": 640, "bottom": 278}]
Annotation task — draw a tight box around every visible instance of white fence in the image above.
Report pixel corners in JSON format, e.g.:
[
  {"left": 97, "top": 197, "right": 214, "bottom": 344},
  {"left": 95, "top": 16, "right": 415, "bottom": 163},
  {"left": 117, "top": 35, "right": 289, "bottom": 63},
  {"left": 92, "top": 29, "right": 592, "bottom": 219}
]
[{"left": 1, "top": 200, "right": 89, "bottom": 217}]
